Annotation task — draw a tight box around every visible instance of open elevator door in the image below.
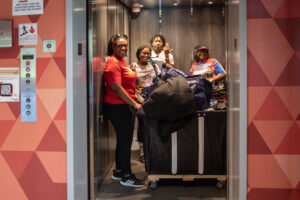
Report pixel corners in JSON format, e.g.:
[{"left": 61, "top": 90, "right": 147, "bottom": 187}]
[
  {"left": 87, "top": 1, "right": 130, "bottom": 199},
  {"left": 87, "top": 0, "right": 246, "bottom": 199}
]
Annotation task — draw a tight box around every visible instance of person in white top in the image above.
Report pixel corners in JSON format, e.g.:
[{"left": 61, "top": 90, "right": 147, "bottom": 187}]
[
  {"left": 150, "top": 34, "right": 174, "bottom": 69},
  {"left": 131, "top": 45, "right": 161, "bottom": 89},
  {"left": 130, "top": 45, "right": 161, "bottom": 162}
]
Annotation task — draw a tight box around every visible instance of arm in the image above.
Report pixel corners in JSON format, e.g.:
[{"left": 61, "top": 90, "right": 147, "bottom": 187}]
[
  {"left": 110, "top": 84, "right": 141, "bottom": 109},
  {"left": 209, "top": 73, "right": 226, "bottom": 83},
  {"left": 210, "top": 59, "right": 226, "bottom": 82},
  {"left": 135, "top": 94, "right": 144, "bottom": 104},
  {"left": 163, "top": 43, "right": 174, "bottom": 68},
  {"left": 189, "top": 64, "right": 195, "bottom": 76}
]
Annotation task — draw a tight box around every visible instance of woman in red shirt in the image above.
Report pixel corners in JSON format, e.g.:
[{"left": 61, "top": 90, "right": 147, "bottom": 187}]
[{"left": 103, "top": 34, "right": 143, "bottom": 187}]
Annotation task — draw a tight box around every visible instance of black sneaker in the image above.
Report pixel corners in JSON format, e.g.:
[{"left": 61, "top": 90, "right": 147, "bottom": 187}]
[
  {"left": 111, "top": 170, "right": 123, "bottom": 180},
  {"left": 120, "top": 174, "right": 144, "bottom": 187}
]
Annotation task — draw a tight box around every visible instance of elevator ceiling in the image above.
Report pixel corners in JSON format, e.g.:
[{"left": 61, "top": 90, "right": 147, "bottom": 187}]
[{"left": 120, "top": 0, "right": 225, "bottom": 8}]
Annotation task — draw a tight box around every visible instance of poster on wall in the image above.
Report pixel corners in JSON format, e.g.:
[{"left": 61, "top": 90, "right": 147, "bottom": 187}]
[
  {"left": 19, "top": 23, "right": 38, "bottom": 46},
  {"left": 13, "top": 0, "right": 43, "bottom": 16},
  {"left": 0, "top": 68, "right": 20, "bottom": 102}
]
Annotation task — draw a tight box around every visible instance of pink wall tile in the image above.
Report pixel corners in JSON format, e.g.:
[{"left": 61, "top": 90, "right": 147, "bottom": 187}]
[
  {"left": 0, "top": 0, "right": 66, "bottom": 199},
  {"left": 247, "top": 0, "right": 300, "bottom": 197}
]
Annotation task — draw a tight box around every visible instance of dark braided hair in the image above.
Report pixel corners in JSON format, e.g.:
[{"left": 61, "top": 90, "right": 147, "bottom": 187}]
[{"left": 107, "top": 34, "right": 128, "bottom": 56}]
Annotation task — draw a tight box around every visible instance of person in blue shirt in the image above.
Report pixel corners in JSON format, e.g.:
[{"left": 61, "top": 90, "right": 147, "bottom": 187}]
[{"left": 189, "top": 45, "right": 226, "bottom": 84}]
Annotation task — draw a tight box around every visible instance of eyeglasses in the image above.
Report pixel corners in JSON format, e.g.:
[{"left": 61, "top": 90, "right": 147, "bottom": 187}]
[
  {"left": 116, "top": 44, "right": 128, "bottom": 48},
  {"left": 113, "top": 33, "right": 128, "bottom": 40}
]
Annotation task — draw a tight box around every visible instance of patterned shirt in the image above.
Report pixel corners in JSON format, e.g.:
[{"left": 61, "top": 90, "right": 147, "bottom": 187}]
[{"left": 189, "top": 58, "right": 225, "bottom": 77}]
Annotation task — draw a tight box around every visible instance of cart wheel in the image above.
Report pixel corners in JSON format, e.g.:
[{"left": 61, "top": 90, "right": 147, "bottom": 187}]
[
  {"left": 216, "top": 180, "right": 225, "bottom": 189},
  {"left": 150, "top": 180, "right": 157, "bottom": 190}
]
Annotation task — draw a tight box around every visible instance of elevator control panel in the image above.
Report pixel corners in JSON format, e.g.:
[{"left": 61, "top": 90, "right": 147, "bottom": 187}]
[{"left": 20, "top": 48, "right": 36, "bottom": 122}]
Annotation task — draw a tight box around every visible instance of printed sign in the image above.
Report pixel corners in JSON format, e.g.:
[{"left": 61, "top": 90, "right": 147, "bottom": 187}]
[
  {"left": 43, "top": 40, "right": 56, "bottom": 52},
  {"left": 19, "top": 23, "right": 38, "bottom": 46},
  {"left": 0, "top": 68, "right": 20, "bottom": 102},
  {"left": 13, "top": 0, "right": 43, "bottom": 16}
]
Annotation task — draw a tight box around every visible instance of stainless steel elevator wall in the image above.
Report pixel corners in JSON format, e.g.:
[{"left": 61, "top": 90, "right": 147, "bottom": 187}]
[
  {"left": 89, "top": 0, "right": 130, "bottom": 197},
  {"left": 130, "top": 5, "right": 225, "bottom": 74},
  {"left": 89, "top": 1, "right": 233, "bottom": 199}
]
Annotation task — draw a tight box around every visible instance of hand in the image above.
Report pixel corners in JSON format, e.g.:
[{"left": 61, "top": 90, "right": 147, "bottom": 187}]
[
  {"left": 134, "top": 102, "right": 141, "bottom": 110},
  {"left": 136, "top": 96, "right": 144, "bottom": 104},
  {"left": 130, "top": 64, "right": 136, "bottom": 71},
  {"left": 163, "top": 43, "right": 173, "bottom": 56},
  {"left": 165, "top": 63, "right": 173, "bottom": 68}
]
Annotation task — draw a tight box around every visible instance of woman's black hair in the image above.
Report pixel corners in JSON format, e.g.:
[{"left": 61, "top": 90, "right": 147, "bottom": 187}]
[
  {"left": 150, "top": 34, "right": 166, "bottom": 47},
  {"left": 136, "top": 45, "right": 152, "bottom": 60},
  {"left": 107, "top": 34, "right": 128, "bottom": 56}
]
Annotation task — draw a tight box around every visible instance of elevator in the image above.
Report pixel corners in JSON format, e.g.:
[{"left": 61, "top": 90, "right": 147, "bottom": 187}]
[{"left": 82, "top": 0, "right": 247, "bottom": 199}]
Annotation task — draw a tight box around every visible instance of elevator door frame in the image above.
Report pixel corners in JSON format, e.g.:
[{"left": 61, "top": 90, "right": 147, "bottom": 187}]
[{"left": 65, "top": 0, "right": 248, "bottom": 199}]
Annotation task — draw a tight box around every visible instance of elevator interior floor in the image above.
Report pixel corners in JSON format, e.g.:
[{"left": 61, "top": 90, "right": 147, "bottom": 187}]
[{"left": 96, "top": 150, "right": 227, "bottom": 200}]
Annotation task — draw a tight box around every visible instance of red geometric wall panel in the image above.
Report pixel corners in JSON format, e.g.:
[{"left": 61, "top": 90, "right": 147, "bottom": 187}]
[
  {"left": 0, "top": 0, "right": 66, "bottom": 199},
  {"left": 275, "top": 53, "right": 300, "bottom": 86},
  {"left": 248, "top": 0, "right": 300, "bottom": 199}
]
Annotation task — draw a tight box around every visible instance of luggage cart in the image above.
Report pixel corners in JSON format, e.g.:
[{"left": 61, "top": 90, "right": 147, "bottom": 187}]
[
  {"left": 143, "top": 111, "right": 227, "bottom": 190},
  {"left": 148, "top": 174, "right": 227, "bottom": 190}
]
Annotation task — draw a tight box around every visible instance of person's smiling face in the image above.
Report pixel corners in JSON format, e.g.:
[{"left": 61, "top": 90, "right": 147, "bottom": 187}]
[
  {"left": 113, "top": 38, "right": 128, "bottom": 58},
  {"left": 139, "top": 48, "right": 151, "bottom": 65},
  {"left": 197, "top": 49, "right": 209, "bottom": 62}
]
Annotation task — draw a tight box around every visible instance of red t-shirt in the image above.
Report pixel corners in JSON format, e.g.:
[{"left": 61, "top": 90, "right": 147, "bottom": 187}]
[{"left": 104, "top": 55, "right": 137, "bottom": 104}]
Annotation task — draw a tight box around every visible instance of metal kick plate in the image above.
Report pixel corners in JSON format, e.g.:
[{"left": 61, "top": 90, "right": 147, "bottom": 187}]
[{"left": 0, "top": 20, "right": 13, "bottom": 48}]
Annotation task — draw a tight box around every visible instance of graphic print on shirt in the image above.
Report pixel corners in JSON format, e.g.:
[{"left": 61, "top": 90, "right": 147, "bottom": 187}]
[
  {"left": 191, "top": 63, "right": 215, "bottom": 77},
  {"left": 136, "top": 70, "right": 155, "bottom": 87}
]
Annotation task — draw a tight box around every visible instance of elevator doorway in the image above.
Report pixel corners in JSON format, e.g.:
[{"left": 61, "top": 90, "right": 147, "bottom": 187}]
[{"left": 87, "top": 0, "right": 246, "bottom": 199}]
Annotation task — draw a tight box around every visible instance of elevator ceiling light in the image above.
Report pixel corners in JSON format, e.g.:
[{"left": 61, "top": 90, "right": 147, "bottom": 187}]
[{"left": 132, "top": 3, "right": 142, "bottom": 12}]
